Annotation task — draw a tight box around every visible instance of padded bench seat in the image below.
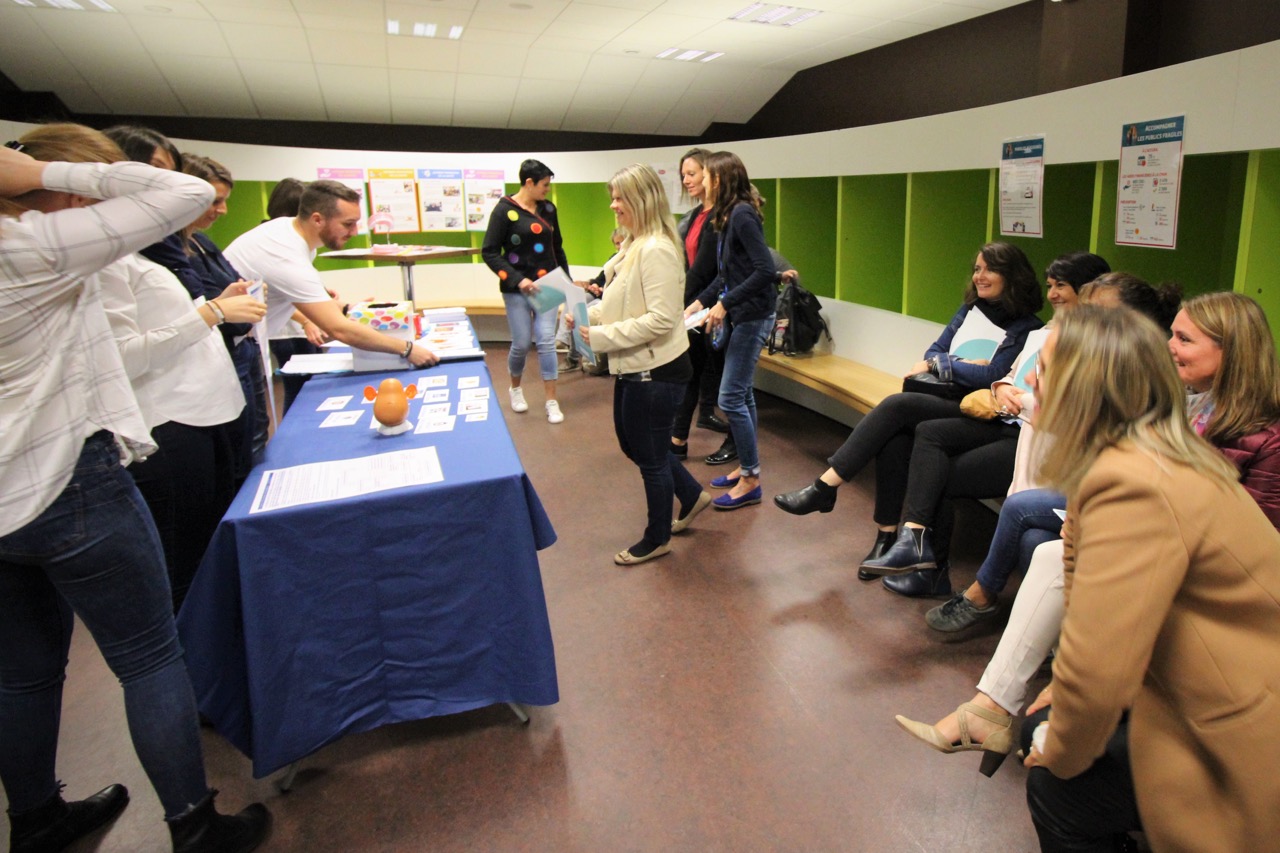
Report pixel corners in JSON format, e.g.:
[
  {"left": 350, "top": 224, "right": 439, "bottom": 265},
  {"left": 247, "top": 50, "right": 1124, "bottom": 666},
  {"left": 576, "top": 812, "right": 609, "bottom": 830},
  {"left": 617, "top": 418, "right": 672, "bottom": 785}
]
[{"left": 756, "top": 349, "right": 900, "bottom": 415}]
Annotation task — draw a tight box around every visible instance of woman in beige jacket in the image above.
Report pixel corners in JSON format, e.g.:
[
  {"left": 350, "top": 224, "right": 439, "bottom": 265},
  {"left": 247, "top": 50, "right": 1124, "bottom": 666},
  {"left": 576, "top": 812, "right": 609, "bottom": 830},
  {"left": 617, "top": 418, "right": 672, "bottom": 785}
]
[
  {"left": 1022, "top": 305, "right": 1280, "bottom": 852},
  {"left": 576, "top": 164, "right": 711, "bottom": 566}
]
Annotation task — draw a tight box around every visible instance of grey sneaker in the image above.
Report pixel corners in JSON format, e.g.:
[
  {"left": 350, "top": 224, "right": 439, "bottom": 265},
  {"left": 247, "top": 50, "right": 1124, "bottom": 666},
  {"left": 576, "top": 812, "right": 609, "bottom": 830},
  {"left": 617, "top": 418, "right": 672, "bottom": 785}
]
[{"left": 925, "top": 592, "right": 998, "bottom": 632}]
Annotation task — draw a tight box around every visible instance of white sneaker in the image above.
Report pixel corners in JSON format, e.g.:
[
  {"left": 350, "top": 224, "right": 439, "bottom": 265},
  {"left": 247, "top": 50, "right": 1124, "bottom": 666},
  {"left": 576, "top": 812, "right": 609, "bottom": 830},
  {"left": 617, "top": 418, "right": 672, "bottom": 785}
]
[
  {"left": 545, "top": 399, "right": 564, "bottom": 424},
  {"left": 509, "top": 387, "right": 528, "bottom": 413}
]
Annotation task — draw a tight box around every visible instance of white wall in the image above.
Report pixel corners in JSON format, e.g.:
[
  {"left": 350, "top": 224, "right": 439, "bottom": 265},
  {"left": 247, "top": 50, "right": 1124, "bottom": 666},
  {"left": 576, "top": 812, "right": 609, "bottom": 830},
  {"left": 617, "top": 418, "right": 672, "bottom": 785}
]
[{"left": 4, "top": 40, "right": 1277, "bottom": 182}]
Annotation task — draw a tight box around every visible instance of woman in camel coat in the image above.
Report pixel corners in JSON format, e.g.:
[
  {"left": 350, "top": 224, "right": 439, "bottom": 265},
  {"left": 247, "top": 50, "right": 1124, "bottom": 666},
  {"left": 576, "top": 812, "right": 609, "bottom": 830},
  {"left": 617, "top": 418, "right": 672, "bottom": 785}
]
[{"left": 1024, "top": 305, "right": 1280, "bottom": 852}]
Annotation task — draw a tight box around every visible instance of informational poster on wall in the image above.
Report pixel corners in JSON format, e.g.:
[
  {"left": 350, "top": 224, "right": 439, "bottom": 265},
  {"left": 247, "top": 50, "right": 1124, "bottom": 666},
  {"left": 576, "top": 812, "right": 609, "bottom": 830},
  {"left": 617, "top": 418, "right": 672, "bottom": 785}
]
[
  {"left": 998, "top": 136, "right": 1044, "bottom": 237},
  {"left": 316, "top": 168, "right": 369, "bottom": 233},
  {"left": 367, "top": 168, "right": 422, "bottom": 233},
  {"left": 464, "top": 169, "right": 505, "bottom": 232},
  {"left": 651, "top": 163, "right": 683, "bottom": 214},
  {"left": 417, "top": 169, "right": 465, "bottom": 232},
  {"left": 1116, "top": 115, "right": 1185, "bottom": 249}
]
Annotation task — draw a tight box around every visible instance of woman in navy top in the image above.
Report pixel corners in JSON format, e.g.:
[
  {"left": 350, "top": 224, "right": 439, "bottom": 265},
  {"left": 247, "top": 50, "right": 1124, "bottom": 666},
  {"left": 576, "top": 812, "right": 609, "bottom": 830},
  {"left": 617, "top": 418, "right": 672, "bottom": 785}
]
[{"left": 685, "top": 152, "right": 777, "bottom": 511}]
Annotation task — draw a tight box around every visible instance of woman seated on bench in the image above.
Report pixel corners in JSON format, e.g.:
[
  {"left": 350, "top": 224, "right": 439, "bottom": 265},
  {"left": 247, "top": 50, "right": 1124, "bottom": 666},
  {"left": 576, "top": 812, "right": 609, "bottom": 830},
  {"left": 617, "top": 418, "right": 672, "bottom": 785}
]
[{"left": 773, "top": 242, "right": 1043, "bottom": 570}]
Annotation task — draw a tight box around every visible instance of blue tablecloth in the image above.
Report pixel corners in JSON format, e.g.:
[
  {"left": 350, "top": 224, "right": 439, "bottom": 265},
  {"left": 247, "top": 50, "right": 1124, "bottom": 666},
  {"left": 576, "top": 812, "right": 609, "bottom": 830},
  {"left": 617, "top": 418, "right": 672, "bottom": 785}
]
[{"left": 176, "top": 359, "right": 558, "bottom": 777}]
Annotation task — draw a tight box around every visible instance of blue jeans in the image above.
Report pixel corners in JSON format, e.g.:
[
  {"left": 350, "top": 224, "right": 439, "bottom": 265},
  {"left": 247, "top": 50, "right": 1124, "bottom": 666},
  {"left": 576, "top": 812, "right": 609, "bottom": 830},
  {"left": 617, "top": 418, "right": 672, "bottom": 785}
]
[
  {"left": 502, "top": 291, "right": 558, "bottom": 382},
  {"left": 718, "top": 314, "right": 773, "bottom": 476},
  {"left": 0, "top": 433, "right": 209, "bottom": 817},
  {"left": 974, "top": 487, "right": 1066, "bottom": 595},
  {"left": 614, "top": 377, "right": 704, "bottom": 546}
]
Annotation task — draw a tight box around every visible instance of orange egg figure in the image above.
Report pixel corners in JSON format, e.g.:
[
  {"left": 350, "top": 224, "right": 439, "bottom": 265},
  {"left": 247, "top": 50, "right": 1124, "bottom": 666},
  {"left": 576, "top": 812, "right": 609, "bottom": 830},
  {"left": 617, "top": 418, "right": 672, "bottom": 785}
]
[{"left": 366, "top": 378, "right": 417, "bottom": 430}]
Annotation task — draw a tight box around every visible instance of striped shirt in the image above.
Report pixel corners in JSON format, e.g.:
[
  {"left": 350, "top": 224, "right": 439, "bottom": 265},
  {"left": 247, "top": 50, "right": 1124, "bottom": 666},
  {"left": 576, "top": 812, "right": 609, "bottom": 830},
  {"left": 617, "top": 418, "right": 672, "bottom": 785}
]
[{"left": 0, "top": 161, "right": 214, "bottom": 536}]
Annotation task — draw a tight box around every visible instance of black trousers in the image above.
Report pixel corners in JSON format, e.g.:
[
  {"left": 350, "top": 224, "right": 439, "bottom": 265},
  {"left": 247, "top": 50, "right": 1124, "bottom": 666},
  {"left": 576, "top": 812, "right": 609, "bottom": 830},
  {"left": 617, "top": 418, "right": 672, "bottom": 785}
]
[
  {"left": 128, "top": 419, "right": 237, "bottom": 613},
  {"left": 270, "top": 337, "right": 321, "bottom": 414},
  {"left": 899, "top": 416, "right": 1021, "bottom": 563},
  {"left": 672, "top": 330, "right": 722, "bottom": 441},
  {"left": 825, "top": 392, "right": 964, "bottom": 525},
  {"left": 1023, "top": 707, "right": 1142, "bottom": 853}
]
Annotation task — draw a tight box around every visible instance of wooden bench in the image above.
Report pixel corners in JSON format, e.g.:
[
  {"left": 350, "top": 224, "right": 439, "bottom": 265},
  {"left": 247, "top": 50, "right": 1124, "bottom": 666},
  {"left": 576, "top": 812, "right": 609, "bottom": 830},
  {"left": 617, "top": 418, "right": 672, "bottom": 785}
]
[
  {"left": 756, "top": 349, "right": 900, "bottom": 415},
  {"left": 415, "top": 297, "right": 506, "bottom": 316}
]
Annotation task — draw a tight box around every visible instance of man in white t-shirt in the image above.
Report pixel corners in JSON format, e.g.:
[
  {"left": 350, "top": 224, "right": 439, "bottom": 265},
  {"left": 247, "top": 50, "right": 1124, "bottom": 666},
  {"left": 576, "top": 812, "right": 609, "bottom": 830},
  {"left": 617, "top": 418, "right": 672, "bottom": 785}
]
[{"left": 225, "top": 180, "right": 437, "bottom": 367}]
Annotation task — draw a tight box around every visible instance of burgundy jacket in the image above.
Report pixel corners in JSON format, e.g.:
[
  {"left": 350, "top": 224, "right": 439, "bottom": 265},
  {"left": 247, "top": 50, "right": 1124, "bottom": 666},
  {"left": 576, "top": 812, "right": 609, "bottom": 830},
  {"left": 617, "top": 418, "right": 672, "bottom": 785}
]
[{"left": 1217, "top": 420, "right": 1280, "bottom": 531}]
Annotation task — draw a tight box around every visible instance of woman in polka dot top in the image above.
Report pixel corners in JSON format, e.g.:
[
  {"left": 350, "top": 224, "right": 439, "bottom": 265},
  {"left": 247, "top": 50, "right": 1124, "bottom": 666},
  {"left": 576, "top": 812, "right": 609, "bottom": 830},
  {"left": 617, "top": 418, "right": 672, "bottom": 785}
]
[{"left": 481, "top": 158, "right": 571, "bottom": 423}]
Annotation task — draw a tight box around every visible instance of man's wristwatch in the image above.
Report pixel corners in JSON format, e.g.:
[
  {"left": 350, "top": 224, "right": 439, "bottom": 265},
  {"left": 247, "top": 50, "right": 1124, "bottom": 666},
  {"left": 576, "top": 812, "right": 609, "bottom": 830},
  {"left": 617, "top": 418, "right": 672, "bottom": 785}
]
[
  {"left": 926, "top": 357, "right": 939, "bottom": 375},
  {"left": 402, "top": 340, "right": 414, "bottom": 359}
]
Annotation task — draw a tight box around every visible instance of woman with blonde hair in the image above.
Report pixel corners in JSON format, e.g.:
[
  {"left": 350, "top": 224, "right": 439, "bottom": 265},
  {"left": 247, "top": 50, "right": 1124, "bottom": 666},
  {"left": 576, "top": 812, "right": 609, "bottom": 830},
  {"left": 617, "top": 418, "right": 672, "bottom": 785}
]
[
  {"left": 1017, "top": 306, "right": 1280, "bottom": 851},
  {"left": 573, "top": 163, "right": 709, "bottom": 565}
]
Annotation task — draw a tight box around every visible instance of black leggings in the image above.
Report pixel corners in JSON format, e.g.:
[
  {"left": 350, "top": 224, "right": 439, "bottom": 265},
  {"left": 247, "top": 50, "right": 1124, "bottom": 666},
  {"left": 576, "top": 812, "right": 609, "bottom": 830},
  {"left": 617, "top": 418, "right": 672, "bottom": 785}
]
[{"left": 826, "top": 392, "right": 965, "bottom": 525}]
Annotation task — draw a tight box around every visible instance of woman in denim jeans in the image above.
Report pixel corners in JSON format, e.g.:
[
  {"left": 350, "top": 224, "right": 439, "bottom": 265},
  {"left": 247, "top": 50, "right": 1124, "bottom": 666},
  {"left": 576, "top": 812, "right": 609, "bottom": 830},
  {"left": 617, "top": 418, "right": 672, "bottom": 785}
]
[
  {"left": 573, "top": 164, "right": 708, "bottom": 565},
  {"left": 0, "top": 134, "right": 268, "bottom": 852},
  {"left": 685, "top": 152, "right": 777, "bottom": 510}
]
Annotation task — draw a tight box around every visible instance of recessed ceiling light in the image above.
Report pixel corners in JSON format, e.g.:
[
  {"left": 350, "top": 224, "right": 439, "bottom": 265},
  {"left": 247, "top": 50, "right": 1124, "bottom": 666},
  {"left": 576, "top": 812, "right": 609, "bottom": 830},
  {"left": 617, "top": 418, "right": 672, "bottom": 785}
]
[
  {"left": 87, "top": 0, "right": 115, "bottom": 9},
  {"left": 783, "top": 9, "right": 820, "bottom": 26},
  {"left": 674, "top": 49, "right": 705, "bottom": 61},
  {"left": 655, "top": 47, "right": 678, "bottom": 58},
  {"left": 754, "top": 5, "right": 796, "bottom": 23},
  {"left": 11, "top": 0, "right": 37, "bottom": 7},
  {"left": 386, "top": 18, "right": 400, "bottom": 34},
  {"left": 448, "top": 25, "right": 463, "bottom": 39},
  {"left": 412, "top": 21, "right": 436, "bottom": 37},
  {"left": 44, "top": 0, "right": 85, "bottom": 9},
  {"left": 699, "top": 52, "right": 724, "bottom": 63},
  {"left": 729, "top": 2, "right": 765, "bottom": 20}
]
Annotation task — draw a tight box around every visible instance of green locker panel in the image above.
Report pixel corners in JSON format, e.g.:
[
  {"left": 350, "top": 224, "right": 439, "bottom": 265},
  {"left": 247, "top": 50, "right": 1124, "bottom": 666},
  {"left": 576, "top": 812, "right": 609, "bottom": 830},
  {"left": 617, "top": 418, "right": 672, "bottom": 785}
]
[
  {"left": 203, "top": 179, "right": 270, "bottom": 250},
  {"left": 776, "top": 177, "right": 839, "bottom": 298},
  {"left": 756, "top": 178, "right": 781, "bottom": 249},
  {"left": 1094, "top": 153, "right": 1248, "bottom": 299},
  {"left": 838, "top": 173, "right": 907, "bottom": 311},
  {"left": 549, "top": 182, "right": 614, "bottom": 269},
  {"left": 1235, "top": 148, "right": 1280, "bottom": 347},
  {"left": 991, "top": 161, "right": 1097, "bottom": 320},
  {"left": 904, "top": 169, "right": 991, "bottom": 324}
]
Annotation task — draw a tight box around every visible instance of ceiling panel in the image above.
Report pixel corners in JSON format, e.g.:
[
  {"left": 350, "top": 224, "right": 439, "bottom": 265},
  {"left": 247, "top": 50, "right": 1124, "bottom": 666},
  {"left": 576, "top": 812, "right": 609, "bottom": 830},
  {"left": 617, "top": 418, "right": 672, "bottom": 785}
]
[
  {"left": 126, "top": 16, "right": 234, "bottom": 57},
  {"left": 204, "top": 6, "right": 302, "bottom": 27},
  {"left": 454, "top": 73, "right": 522, "bottom": 101},
  {"left": 109, "top": 0, "right": 215, "bottom": 20},
  {"left": 520, "top": 51, "right": 590, "bottom": 82},
  {"left": 0, "top": 13, "right": 85, "bottom": 90},
  {"left": 562, "top": 106, "right": 621, "bottom": 133},
  {"left": 218, "top": 23, "right": 314, "bottom": 62},
  {"left": 386, "top": 37, "right": 461, "bottom": 72},
  {"left": 390, "top": 97, "right": 455, "bottom": 125},
  {"left": 295, "top": 13, "right": 385, "bottom": 34},
  {"left": 611, "top": 108, "right": 672, "bottom": 134},
  {"left": 451, "top": 99, "right": 515, "bottom": 128},
  {"left": 304, "top": 28, "right": 387, "bottom": 66},
  {"left": 388, "top": 69, "right": 458, "bottom": 100},
  {"left": 458, "top": 43, "right": 528, "bottom": 75},
  {"left": 581, "top": 55, "right": 651, "bottom": 88},
  {"left": 55, "top": 86, "right": 113, "bottom": 114}
]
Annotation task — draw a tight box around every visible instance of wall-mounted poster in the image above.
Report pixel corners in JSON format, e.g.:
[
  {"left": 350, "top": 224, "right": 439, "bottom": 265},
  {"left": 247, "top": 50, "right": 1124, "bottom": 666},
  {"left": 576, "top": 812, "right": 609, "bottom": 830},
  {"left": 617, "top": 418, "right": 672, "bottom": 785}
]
[
  {"left": 651, "top": 163, "right": 683, "bottom": 214},
  {"left": 417, "top": 169, "right": 465, "bottom": 232},
  {"left": 316, "top": 167, "right": 368, "bottom": 233},
  {"left": 998, "top": 136, "right": 1044, "bottom": 237},
  {"left": 464, "top": 169, "right": 505, "bottom": 232},
  {"left": 1116, "top": 115, "right": 1185, "bottom": 249},
  {"left": 367, "top": 168, "right": 421, "bottom": 233}
]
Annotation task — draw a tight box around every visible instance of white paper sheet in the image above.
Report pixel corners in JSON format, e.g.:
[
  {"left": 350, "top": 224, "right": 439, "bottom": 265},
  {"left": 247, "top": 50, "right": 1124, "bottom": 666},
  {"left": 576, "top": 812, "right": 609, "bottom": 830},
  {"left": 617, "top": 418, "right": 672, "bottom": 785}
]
[
  {"left": 280, "top": 353, "right": 355, "bottom": 374},
  {"left": 319, "top": 411, "right": 363, "bottom": 428},
  {"left": 249, "top": 446, "right": 443, "bottom": 513},
  {"left": 317, "top": 395, "right": 353, "bottom": 411}
]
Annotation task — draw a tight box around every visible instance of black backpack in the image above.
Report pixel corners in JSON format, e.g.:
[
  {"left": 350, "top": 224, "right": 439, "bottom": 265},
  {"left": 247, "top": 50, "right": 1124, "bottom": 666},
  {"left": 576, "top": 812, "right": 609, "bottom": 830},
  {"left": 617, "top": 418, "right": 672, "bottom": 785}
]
[{"left": 769, "top": 279, "right": 829, "bottom": 356}]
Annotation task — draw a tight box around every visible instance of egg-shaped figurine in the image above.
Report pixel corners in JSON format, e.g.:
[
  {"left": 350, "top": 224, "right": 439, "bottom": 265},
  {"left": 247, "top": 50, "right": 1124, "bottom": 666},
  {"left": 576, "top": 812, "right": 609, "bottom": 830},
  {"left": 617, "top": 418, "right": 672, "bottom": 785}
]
[{"left": 371, "top": 376, "right": 409, "bottom": 435}]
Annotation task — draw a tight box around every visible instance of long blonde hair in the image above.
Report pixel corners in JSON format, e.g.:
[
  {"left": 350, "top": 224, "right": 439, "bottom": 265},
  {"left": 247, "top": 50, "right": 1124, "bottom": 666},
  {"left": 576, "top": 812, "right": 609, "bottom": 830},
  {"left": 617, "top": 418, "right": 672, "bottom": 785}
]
[
  {"left": 0, "top": 123, "right": 125, "bottom": 219},
  {"left": 607, "top": 163, "right": 683, "bottom": 261},
  {"left": 1036, "top": 305, "right": 1239, "bottom": 498},
  {"left": 1182, "top": 292, "right": 1280, "bottom": 445}
]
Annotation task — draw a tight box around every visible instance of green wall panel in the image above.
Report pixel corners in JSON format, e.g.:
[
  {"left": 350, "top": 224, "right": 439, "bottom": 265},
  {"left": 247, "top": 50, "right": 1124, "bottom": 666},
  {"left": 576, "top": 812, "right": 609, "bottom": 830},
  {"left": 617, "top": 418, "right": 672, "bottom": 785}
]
[
  {"left": 203, "top": 179, "right": 269, "bottom": 250},
  {"left": 776, "top": 176, "right": 839, "bottom": 298},
  {"left": 837, "top": 173, "right": 907, "bottom": 311},
  {"left": 550, "top": 182, "right": 614, "bottom": 269},
  {"left": 1235, "top": 149, "right": 1280, "bottom": 348},
  {"left": 757, "top": 178, "right": 781, "bottom": 249},
  {"left": 1094, "top": 153, "right": 1248, "bottom": 298},
  {"left": 991, "top": 161, "right": 1097, "bottom": 320},
  {"left": 904, "top": 169, "right": 991, "bottom": 324}
]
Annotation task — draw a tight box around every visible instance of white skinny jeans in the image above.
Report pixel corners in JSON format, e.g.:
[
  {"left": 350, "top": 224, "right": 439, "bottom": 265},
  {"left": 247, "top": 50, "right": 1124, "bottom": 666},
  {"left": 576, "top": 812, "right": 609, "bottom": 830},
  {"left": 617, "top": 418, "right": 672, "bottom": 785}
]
[{"left": 975, "top": 538, "right": 1065, "bottom": 713}]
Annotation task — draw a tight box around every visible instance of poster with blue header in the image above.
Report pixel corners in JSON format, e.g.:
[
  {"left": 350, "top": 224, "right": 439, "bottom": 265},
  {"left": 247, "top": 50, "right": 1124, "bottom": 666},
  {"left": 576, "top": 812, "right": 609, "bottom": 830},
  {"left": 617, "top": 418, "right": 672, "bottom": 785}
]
[
  {"left": 1116, "top": 115, "right": 1185, "bottom": 249},
  {"left": 417, "top": 169, "right": 465, "bottom": 232},
  {"left": 999, "top": 136, "right": 1044, "bottom": 237}
]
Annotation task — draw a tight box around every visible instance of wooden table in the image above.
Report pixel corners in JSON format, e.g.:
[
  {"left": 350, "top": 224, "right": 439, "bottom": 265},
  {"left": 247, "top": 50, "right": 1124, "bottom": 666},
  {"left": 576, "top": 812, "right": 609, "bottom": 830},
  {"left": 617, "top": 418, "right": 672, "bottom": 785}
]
[{"left": 320, "top": 245, "right": 480, "bottom": 302}]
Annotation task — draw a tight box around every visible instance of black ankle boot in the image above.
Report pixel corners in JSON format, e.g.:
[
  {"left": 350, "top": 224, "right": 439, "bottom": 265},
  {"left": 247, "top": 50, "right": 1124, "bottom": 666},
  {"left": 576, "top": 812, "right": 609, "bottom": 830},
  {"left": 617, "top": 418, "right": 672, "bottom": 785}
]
[
  {"left": 773, "top": 479, "right": 837, "bottom": 515},
  {"left": 857, "top": 529, "right": 897, "bottom": 580},
  {"left": 704, "top": 437, "right": 738, "bottom": 466},
  {"left": 859, "top": 526, "right": 936, "bottom": 576},
  {"left": 9, "top": 783, "right": 129, "bottom": 853},
  {"left": 168, "top": 790, "right": 270, "bottom": 853},
  {"left": 882, "top": 563, "right": 953, "bottom": 598}
]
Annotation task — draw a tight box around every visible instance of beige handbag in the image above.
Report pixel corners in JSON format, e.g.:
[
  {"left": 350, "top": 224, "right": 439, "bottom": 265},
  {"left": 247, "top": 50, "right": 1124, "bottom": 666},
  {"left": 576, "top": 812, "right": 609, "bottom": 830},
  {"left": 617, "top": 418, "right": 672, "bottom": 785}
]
[{"left": 959, "top": 388, "right": 1000, "bottom": 420}]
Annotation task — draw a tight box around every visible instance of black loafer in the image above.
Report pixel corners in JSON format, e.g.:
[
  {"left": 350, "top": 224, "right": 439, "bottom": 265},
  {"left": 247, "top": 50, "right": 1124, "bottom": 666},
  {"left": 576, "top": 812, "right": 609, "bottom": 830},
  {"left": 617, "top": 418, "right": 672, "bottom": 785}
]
[
  {"left": 882, "top": 565, "right": 952, "bottom": 598},
  {"left": 704, "top": 443, "right": 738, "bottom": 466},
  {"left": 696, "top": 413, "right": 730, "bottom": 433}
]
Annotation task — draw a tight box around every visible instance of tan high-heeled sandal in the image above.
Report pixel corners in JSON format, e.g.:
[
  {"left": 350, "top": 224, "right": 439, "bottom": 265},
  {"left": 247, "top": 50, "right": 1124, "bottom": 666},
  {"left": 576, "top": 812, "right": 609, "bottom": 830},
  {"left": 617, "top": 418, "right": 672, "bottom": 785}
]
[{"left": 894, "top": 702, "right": 1014, "bottom": 777}]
